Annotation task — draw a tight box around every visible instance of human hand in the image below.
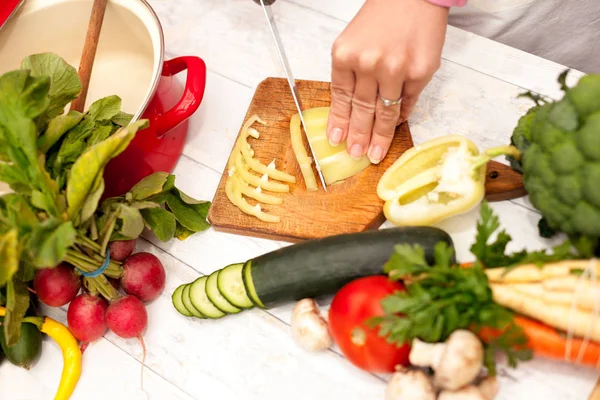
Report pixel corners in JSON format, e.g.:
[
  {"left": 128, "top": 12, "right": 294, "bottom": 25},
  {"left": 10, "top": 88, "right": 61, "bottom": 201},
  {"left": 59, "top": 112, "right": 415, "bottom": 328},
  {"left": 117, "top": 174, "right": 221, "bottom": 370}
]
[{"left": 327, "top": 0, "right": 449, "bottom": 164}]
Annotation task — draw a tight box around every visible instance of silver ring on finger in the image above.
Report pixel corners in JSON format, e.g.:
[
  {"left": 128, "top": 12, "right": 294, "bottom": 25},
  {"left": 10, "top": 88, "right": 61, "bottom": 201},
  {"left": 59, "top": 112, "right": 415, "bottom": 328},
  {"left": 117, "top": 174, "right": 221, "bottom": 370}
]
[{"left": 377, "top": 93, "right": 402, "bottom": 107}]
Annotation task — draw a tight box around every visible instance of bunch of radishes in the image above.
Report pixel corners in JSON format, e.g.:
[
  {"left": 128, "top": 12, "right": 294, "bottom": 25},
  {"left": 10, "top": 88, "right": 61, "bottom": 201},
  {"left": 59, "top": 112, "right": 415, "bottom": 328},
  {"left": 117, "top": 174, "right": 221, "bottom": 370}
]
[{"left": 32, "top": 239, "right": 166, "bottom": 346}]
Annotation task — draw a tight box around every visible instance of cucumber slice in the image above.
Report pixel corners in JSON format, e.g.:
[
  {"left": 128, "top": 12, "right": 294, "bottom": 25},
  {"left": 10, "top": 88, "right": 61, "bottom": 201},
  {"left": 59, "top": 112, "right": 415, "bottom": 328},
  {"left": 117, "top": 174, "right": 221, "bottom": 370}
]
[
  {"left": 182, "top": 284, "right": 205, "bottom": 318},
  {"left": 242, "top": 262, "right": 265, "bottom": 309},
  {"left": 206, "top": 270, "right": 242, "bottom": 314},
  {"left": 217, "top": 263, "right": 254, "bottom": 309},
  {"left": 172, "top": 284, "right": 193, "bottom": 317},
  {"left": 190, "top": 276, "right": 226, "bottom": 319}
]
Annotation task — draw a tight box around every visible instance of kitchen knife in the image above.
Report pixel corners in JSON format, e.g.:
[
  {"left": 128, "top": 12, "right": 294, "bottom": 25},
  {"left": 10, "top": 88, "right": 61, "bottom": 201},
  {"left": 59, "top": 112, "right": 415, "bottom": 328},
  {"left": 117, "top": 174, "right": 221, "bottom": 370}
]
[{"left": 257, "top": 0, "right": 328, "bottom": 191}]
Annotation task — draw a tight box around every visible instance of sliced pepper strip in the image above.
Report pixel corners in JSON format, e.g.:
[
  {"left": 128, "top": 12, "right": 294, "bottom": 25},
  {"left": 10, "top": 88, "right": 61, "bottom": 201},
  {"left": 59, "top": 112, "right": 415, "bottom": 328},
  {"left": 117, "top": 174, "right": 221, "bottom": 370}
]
[
  {"left": 0, "top": 307, "right": 81, "bottom": 400},
  {"left": 290, "top": 113, "right": 318, "bottom": 191},
  {"left": 228, "top": 171, "right": 283, "bottom": 205},
  {"left": 237, "top": 118, "right": 296, "bottom": 183},
  {"left": 225, "top": 178, "right": 280, "bottom": 223}
]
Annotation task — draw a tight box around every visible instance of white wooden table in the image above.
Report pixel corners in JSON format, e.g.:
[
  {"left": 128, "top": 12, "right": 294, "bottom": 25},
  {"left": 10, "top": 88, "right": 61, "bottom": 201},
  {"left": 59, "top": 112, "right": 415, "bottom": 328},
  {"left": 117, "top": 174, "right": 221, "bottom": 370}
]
[{"left": 1, "top": 1, "right": 598, "bottom": 399}]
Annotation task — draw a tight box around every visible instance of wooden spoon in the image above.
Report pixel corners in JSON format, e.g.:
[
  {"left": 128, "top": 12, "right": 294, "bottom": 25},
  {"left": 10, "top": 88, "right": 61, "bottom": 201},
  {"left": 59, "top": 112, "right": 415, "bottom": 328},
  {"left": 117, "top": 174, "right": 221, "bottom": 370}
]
[{"left": 70, "top": 0, "right": 109, "bottom": 112}]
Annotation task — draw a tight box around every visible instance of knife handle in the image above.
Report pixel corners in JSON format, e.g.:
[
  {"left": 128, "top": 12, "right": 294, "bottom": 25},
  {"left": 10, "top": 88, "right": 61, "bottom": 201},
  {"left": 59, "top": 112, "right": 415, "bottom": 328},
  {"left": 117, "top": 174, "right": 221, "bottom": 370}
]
[{"left": 253, "top": 0, "right": 277, "bottom": 5}]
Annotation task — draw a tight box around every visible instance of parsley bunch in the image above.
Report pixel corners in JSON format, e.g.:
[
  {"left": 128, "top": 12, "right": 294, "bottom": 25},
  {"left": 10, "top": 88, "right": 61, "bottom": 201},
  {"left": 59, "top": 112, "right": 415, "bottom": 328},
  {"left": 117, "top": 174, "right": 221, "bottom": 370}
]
[{"left": 370, "top": 240, "right": 532, "bottom": 375}]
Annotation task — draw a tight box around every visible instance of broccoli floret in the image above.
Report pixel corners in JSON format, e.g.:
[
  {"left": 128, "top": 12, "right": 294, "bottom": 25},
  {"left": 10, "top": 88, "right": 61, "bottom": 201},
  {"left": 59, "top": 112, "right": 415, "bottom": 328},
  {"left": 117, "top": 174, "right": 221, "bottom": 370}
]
[{"left": 512, "top": 71, "right": 600, "bottom": 251}]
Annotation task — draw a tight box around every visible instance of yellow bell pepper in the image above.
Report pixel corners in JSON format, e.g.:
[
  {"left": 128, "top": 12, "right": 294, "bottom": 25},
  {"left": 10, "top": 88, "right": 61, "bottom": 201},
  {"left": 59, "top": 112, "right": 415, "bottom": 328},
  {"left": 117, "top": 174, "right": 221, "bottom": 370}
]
[
  {"left": 0, "top": 306, "right": 82, "bottom": 400},
  {"left": 377, "top": 135, "right": 519, "bottom": 226}
]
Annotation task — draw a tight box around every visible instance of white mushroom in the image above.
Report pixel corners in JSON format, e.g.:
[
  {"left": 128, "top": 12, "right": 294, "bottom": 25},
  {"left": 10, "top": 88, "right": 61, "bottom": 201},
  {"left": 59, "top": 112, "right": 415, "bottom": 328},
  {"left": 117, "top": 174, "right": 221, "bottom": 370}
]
[
  {"left": 385, "top": 366, "right": 436, "bottom": 400},
  {"left": 438, "top": 385, "right": 486, "bottom": 400},
  {"left": 409, "top": 330, "right": 484, "bottom": 391},
  {"left": 290, "top": 299, "right": 332, "bottom": 352},
  {"left": 437, "top": 376, "right": 499, "bottom": 400},
  {"left": 477, "top": 376, "right": 499, "bottom": 400}
]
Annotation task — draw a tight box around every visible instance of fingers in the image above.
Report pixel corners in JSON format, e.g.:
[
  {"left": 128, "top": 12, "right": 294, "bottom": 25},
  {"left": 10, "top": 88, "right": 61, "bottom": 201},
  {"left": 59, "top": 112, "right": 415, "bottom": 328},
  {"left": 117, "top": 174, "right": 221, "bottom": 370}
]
[
  {"left": 346, "top": 75, "right": 378, "bottom": 159},
  {"left": 369, "top": 64, "right": 404, "bottom": 164},
  {"left": 399, "top": 61, "right": 439, "bottom": 122},
  {"left": 327, "top": 50, "right": 356, "bottom": 147}
]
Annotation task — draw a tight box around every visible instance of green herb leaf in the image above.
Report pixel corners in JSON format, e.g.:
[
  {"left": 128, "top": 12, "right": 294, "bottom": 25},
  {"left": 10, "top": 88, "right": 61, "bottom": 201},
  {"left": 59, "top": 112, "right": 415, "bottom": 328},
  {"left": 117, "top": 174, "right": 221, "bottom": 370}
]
[
  {"left": 4, "top": 278, "right": 30, "bottom": 347},
  {"left": 87, "top": 95, "right": 121, "bottom": 121},
  {"left": 141, "top": 208, "right": 177, "bottom": 242},
  {"left": 66, "top": 120, "right": 148, "bottom": 225},
  {"left": 0, "top": 230, "right": 19, "bottom": 287},
  {"left": 0, "top": 70, "right": 60, "bottom": 213},
  {"left": 111, "top": 111, "right": 133, "bottom": 127},
  {"left": 375, "top": 241, "right": 531, "bottom": 374},
  {"left": 174, "top": 222, "right": 195, "bottom": 241},
  {"left": 470, "top": 201, "right": 578, "bottom": 268},
  {"left": 79, "top": 178, "right": 105, "bottom": 225},
  {"left": 21, "top": 53, "right": 81, "bottom": 124},
  {"left": 384, "top": 243, "right": 429, "bottom": 279},
  {"left": 37, "top": 110, "right": 84, "bottom": 153},
  {"left": 26, "top": 218, "right": 76, "bottom": 269},
  {"left": 130, "top": 172, "right": 171, "bottom": 200},
  {"left": 115, "top": 204, "right": 144, "bottom": 239},
  {"left": 165, "top": 191, "right": 210, "bottom": 233}
]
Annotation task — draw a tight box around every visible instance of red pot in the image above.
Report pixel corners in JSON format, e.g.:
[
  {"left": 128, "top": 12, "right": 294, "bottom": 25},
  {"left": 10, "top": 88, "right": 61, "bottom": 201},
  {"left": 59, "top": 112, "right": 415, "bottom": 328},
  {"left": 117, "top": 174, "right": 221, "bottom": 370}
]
[
  {"left": 102, "top": 55, "right": 206, "bottom": 198},
  {"left": 0, "top": 0, "right": 206, "bottom": 198}
]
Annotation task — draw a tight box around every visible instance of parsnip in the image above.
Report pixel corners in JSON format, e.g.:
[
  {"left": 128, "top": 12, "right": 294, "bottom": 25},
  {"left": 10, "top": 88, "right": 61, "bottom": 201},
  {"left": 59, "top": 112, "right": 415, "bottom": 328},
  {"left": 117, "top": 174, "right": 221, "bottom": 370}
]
[
  {"left": 509, "top": 283, "right": 597, "bottom": 312},
  {"left": 490, "top": 283, "right": 600, "bottom": 342},
  {"left": 484, "top": 260, "right": 597, "bottom": 283}
]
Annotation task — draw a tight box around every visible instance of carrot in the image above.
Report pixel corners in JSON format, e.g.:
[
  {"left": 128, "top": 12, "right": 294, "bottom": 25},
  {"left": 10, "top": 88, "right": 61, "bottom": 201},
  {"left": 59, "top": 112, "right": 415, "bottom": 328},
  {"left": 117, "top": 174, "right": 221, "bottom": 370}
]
[{"left": 478, "top": 316, "right": 600, "bottom": 368}]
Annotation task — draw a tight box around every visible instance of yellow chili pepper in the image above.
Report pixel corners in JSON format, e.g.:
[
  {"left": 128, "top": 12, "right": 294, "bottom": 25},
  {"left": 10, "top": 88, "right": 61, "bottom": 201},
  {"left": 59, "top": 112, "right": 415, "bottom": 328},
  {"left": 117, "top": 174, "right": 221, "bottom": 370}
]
[{"left": 0, "top": 306, "right": 82, "bottom": 400}]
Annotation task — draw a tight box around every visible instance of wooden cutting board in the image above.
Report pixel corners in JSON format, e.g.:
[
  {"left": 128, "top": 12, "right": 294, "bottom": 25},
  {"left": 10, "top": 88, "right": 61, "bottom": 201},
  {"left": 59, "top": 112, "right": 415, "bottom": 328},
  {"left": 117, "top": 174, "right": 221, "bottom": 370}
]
[{"left": 207, "top": 78, "right": 526, "bottom": 243}]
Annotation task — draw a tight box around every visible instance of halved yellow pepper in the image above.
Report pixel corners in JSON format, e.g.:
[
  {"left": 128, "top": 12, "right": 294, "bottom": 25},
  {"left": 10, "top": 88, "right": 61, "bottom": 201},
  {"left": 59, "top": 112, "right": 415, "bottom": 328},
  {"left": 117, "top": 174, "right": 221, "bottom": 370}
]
[
  {"left": 378, "top": 134, "right": 519, "bottom": 226},
  {"left": 290, "top": 107, "right": 371, "bottom": 189}
]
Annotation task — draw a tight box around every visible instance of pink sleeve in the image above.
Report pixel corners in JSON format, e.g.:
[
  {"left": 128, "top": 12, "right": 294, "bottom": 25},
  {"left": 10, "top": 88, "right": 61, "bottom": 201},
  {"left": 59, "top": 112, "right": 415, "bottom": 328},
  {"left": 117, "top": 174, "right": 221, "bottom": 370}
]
[{"left": 424, "top": 0, "right": 468, "bottom": 7}]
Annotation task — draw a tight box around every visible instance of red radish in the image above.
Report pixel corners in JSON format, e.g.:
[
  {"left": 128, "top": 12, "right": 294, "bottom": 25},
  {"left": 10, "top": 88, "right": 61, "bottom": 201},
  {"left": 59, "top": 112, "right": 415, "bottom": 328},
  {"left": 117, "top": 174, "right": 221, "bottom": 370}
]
[
  {"left": 120, "top": 252, "right": 166, "bottom": 302},
  {"left": 34, "top": 263, "right": 81, "bottom": 307},
  {"left": 106, "top": 295, "right": 148, "bottom": 339},
  {"left": 67, "top": 293, "right": 109, "bottom": 343},
  {"left": 106, "top": 294, "right": 149, "bottom": 391},
  {"left": 108, "top": 239, "right": 137, "bottom": 262}
]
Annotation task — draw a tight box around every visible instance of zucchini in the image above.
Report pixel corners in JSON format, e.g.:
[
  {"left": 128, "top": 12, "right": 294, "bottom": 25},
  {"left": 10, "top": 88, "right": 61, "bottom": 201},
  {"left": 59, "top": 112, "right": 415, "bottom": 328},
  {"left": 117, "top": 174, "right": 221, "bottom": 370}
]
[
  {"left": 217, "top": 263, "right": 254, "bottom": 309},
  {"left": 171, "top": 284, "right": 192, "bottom": 317},
  {"left": 0, "top": 319, "right": 42, "bottom": 369},
  {"left": 206, "top": 271, "right": 242, "bottom": 314},
  {"left": 182, "top": 284, "right": 205, "bottom": 319},
  {"left": 190, "top": 277, "right": 226, "bottom": 319},
  {"left": 242, "top": 226, "right": 454, "bottom": 308}
]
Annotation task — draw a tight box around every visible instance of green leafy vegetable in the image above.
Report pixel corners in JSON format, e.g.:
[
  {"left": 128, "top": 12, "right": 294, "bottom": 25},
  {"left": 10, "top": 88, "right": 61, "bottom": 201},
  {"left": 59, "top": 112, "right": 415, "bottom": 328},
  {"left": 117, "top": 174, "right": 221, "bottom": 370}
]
[
  {"left": 129, "top": 172, "right": 171, "bottom": 200},
  {"left": 140, "top": 208, "right": 176, "bottom": 242},
  {"left": 37, "top": 111, "right": 84, "bottom": 153},
  {"left": 25, "top": 218, "right": 76, "bottom": 269},
  {"left": 0, "top": 230, "right": 19, "bottom": 287},
  {"left": 0, "top": 69, "right": 59, "bottom": 215},
  {"left": 372, "top": 241, "right": 532, "bottom": 375},
  {"left": 165, "top": 191, "right": 210, "bottom": 232},
  {"left": 114, "top": 204, "right": 144, "bottom": 239},
  {"left": 21, "top": 53, "right": 81, "bottom": 126},
  {"left": 4, "top": 278, "right": 30, "bottom": 347},
  {"left": 66, "top": 120, "right": 148, "bottom": 225},
  {"left": 510, "top": 70, "right": 600, "bottom": 252},
  {"left": 469, "top": 201, "right": 578, "bottom": 268}
]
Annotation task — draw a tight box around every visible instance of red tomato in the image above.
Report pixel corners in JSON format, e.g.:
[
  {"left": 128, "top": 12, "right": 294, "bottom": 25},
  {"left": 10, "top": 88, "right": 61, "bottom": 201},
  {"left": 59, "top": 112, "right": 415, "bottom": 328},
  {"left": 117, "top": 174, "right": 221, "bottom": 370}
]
[{"left": 328, "top": 275, "right": 411, "bottom": 373}]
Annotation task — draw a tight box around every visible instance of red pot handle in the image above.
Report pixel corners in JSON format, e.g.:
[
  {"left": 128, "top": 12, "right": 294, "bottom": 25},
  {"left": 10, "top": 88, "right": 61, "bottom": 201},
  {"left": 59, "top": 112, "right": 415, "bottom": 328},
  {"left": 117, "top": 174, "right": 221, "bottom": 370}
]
[{"left": 153, "top": 56, "right": 207, "bottom": 138}]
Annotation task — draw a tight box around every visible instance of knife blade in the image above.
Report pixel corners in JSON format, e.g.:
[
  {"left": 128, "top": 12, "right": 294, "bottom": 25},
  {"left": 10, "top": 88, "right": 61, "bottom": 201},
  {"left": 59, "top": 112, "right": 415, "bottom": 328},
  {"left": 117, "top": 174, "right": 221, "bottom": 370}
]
[{"left": 258, "top": 0, "right": 328, "bottom": 191}]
